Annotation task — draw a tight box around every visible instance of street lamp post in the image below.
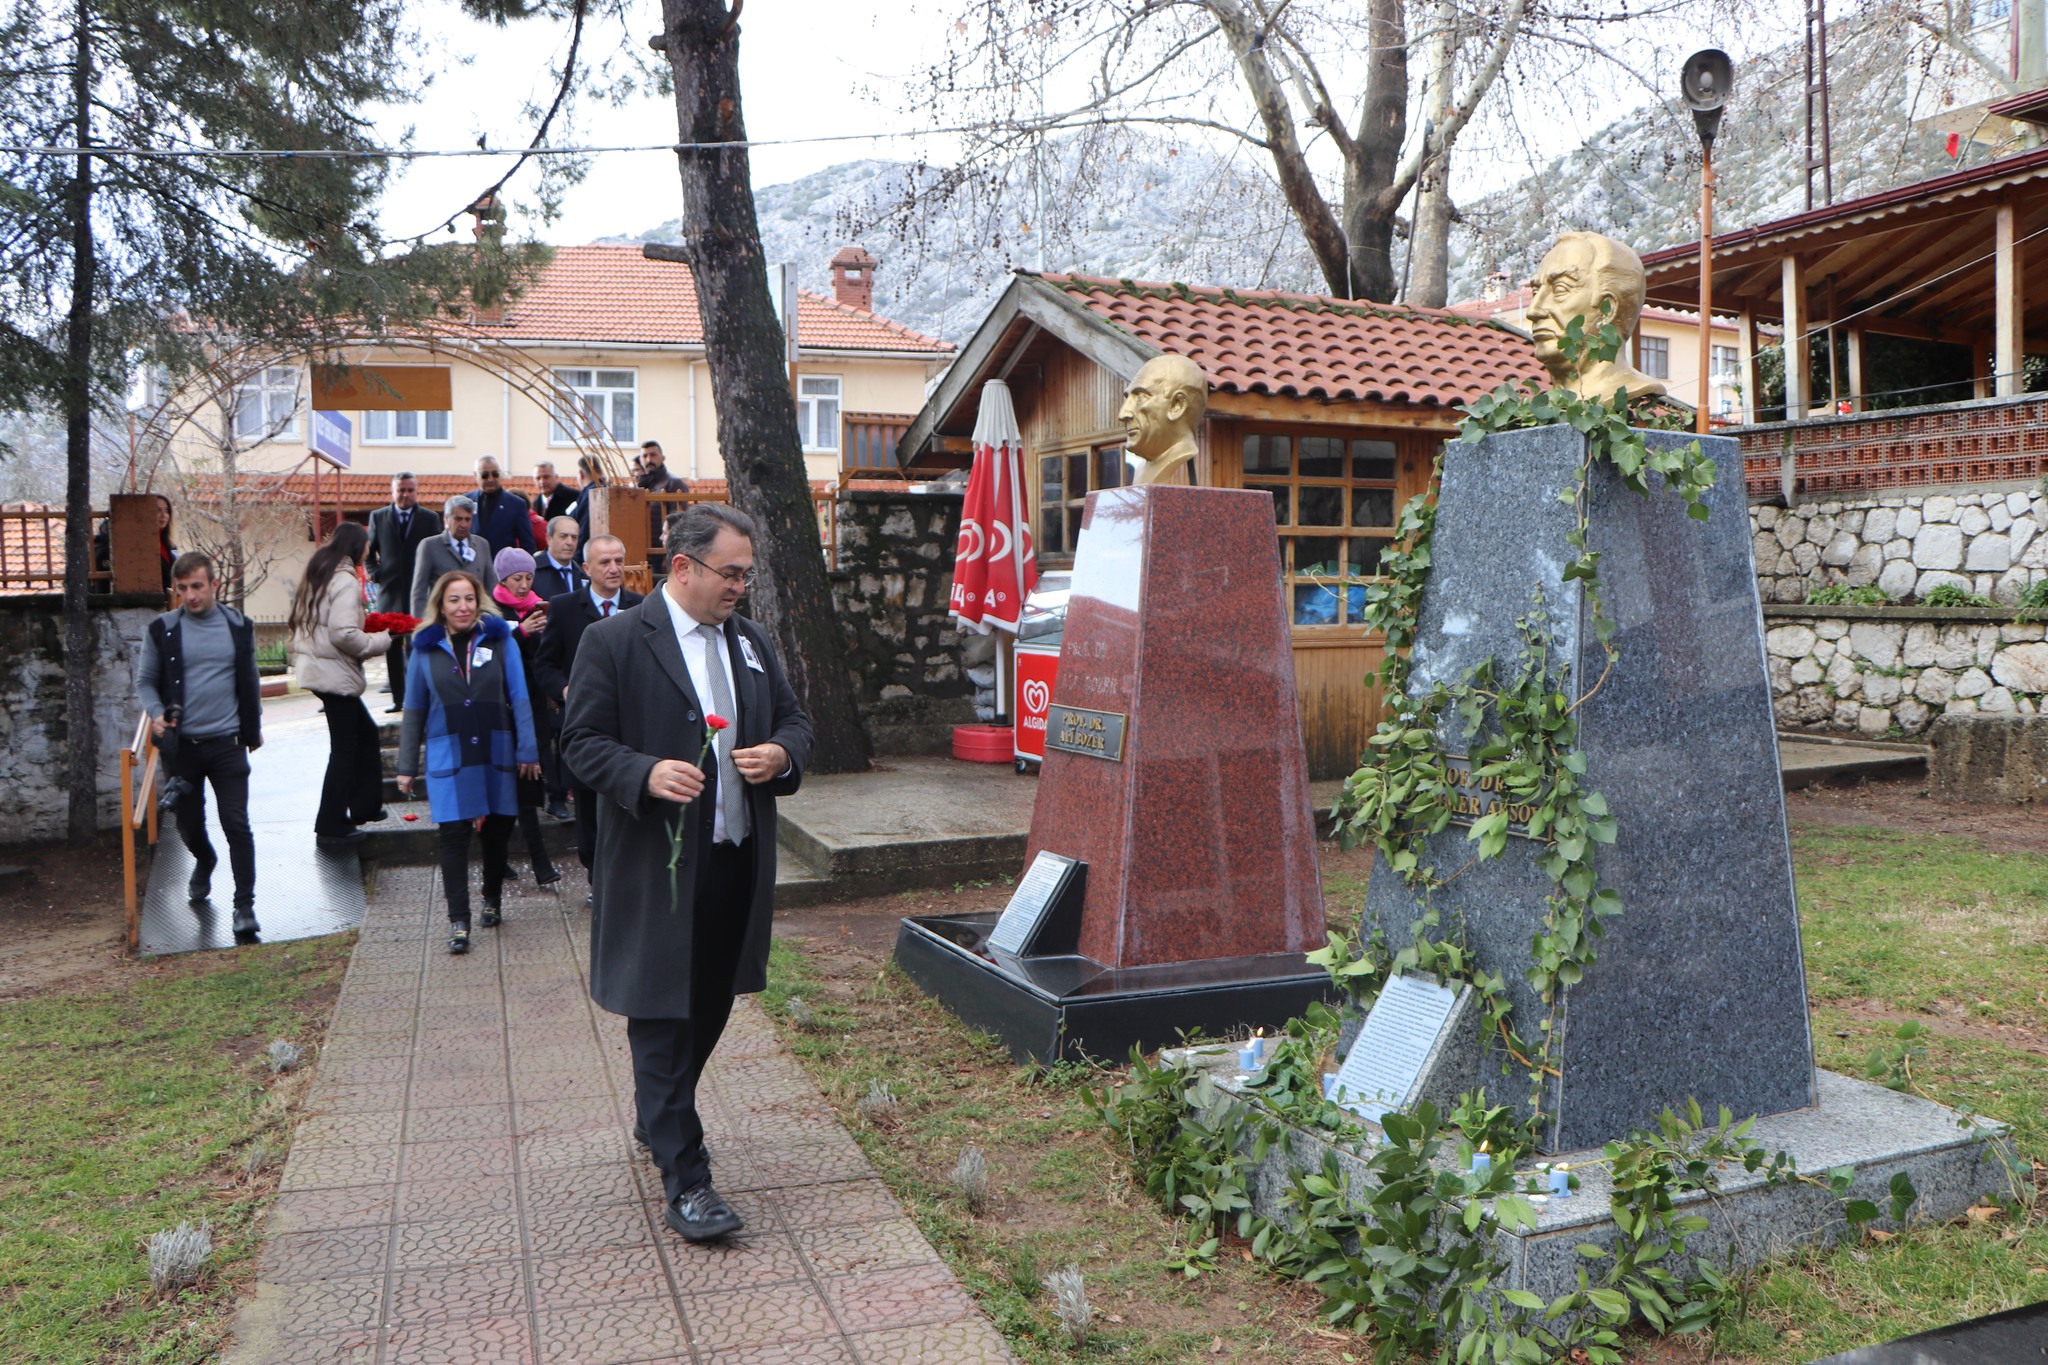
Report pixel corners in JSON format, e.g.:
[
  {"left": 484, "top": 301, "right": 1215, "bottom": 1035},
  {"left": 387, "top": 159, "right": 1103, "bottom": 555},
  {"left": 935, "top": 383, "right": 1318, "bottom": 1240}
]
[{"left": 1682, "top": 49, "right": 1734, "bottom": 436}]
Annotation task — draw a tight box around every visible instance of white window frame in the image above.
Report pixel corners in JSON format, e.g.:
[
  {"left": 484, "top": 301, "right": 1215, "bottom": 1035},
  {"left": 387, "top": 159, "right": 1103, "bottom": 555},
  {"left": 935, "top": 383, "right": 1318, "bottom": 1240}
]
[
  {"left": 1638, "top": 336, "right": 1671, "bottom": 381},
  {"left": 1711, "top": 344, "right": 1740, "bottom": 380},
  {"left": 549, "top": 367, "right": 637, "bottom": 447},
  {"left": 797, "top": 374, "right": 842, "bottom": 453},
  {"left": 233, "top": 365, "right": 301, "bottom": 442},
  {"left": 361, "top": 409, "right": 453, "bottom": 445}
]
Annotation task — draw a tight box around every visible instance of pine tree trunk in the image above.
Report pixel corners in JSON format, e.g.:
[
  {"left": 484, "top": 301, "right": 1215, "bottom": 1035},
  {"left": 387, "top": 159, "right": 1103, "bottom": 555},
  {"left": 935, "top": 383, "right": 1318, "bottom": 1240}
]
[
  {"left": 62, "top": 0, "right": 97, "bottom": 846},
  {"left": 656, "top": 0, "right": 870, "bottom": 774}
]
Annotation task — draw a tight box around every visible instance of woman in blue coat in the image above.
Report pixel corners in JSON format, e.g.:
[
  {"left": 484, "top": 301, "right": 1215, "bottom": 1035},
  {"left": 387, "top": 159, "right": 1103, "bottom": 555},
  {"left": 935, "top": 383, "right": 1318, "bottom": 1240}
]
[{"left": 395, "top": 570, "right": 541, "bottom": 954}]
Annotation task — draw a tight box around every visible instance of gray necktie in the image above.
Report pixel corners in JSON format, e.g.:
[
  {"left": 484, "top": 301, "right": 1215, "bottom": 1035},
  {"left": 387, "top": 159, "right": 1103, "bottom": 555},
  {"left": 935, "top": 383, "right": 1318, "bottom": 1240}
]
[{"left": 696, "top": 623, "right": 747, "bottom": 844}]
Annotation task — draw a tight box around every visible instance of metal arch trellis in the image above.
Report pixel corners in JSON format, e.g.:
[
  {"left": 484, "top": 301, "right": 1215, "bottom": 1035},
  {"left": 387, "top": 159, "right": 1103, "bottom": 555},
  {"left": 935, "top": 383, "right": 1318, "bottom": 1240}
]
[{"left": 127, "top": 315, "right": 637, "bottom": 489}]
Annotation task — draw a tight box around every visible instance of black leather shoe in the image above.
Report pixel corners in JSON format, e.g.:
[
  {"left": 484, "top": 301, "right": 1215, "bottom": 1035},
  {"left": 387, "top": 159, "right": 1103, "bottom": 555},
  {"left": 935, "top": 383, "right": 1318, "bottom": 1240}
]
[
  {"left": 535, "top": 868, "right": 563, "bottom": 891},
  {"left": 187, "top": 868, "right": 212, "bottom": 905},
  {"left": 448, "top": 920, "right": 471, "bottom": 954},
  {"left": 633, "top": 1121, "right": 650, "bottom": 1149},
  {"left": 545, "top": 800, "right": 572, "bottom": 822},
  {"left": 231, "top": 907, "right": 259, "bottom": 936},
  {"left": 479, "top": 901, "right": 502, "bottom": 929},
  {"left": 664, "top": 1183, "right": 742, "bottom": 1242}
]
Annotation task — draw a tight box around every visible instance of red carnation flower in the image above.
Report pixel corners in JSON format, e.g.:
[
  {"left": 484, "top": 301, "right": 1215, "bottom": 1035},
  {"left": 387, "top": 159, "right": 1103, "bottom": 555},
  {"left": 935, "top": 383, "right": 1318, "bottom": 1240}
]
[
  {"left": 705, "top": 714, "right": 730, "bottom": 731},
  {"left": 364, "top": 611, "right": 420, "bottom": 636}
]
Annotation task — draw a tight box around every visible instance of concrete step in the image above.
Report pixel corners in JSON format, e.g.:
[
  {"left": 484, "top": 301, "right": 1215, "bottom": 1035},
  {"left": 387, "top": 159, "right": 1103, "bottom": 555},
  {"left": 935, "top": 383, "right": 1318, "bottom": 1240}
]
[
  {"left": 357, "top": 800, "right": 579, "bottom": 867},
  {"left": 1778, "top": 734, "right": 1929, "bottom": 790}
]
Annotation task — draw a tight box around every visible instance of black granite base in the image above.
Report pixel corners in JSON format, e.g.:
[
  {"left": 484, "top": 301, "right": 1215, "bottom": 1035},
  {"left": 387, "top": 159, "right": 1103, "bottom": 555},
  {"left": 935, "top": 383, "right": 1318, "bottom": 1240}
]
[
  {"left": 894, "top": 912, "right": 1331, "bottom": 1063},
  {"left": 1808, "top": 1300, "right": 2048, "bottom": 1363}
]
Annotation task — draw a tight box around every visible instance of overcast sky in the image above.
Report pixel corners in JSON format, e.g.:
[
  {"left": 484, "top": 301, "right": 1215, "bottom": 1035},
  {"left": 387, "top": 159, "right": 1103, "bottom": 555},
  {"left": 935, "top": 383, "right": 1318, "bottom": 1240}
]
[{"left": 371, "top": 0, "right": 1805, "bottom": 250}]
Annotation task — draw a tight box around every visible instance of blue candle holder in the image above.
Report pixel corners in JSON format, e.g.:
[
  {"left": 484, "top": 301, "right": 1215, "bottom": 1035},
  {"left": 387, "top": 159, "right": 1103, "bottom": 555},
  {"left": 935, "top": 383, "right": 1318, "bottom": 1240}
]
[
  {"left": 1470, "top": 1149, "right": 1493, "bottom": 1179},
  {"left": 1238, "top": 1044, "right": 1260, "bottom": 1071},
  {"left": 1547, "top": 1163, "right": 1572, "bottom": 1197},
  {"left": 1321, "top": 1074, "right": 1336, "bottom": 1100}
]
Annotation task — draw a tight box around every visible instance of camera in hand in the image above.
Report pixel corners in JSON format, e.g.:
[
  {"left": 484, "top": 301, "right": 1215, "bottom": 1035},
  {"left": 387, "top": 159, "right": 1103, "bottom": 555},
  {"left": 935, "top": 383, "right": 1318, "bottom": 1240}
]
[{"left": 156, "top": 703, "right": 190, "bottom": 815}]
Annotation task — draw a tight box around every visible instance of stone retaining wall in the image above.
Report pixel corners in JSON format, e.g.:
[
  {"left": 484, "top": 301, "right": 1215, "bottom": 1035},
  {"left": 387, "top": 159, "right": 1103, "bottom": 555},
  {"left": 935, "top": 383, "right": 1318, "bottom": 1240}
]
[
  {"left": 828, "top": 488, "right": 976, "bottom": 753},
  {"left": 0, "top": 595, "right": 157, "bottom": 838},
  {"left": 1764, "top": 606, "right": 2048, "bottom": 737},
  {"left": 1750, "top": 488, "right": 2048, "bottom": 605}
]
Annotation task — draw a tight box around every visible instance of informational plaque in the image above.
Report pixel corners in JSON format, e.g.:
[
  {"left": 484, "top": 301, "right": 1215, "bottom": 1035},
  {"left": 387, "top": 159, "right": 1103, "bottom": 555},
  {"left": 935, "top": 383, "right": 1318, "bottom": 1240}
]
[
  {"left": 1330, "top": 973, "right": 1462, "bottom": 1125},
  {"left": 1043, "top": 705, "right": 1128, "bottom": 762},
  {"left": 1441, "top": 754, "right": 1535, "bottom": 837},
  {"left": 986, "top": 852, "right": 1085, "bottom": 958}
]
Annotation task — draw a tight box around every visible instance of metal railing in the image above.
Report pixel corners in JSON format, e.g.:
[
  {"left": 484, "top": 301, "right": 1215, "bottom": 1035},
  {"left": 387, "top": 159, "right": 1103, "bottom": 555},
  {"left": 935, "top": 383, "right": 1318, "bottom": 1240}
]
[
  {"left": 643, "top": 487, "right": 840, "bottom": 571},
  {"left": 0, "top": 509, "right": 111, "bottom": 592},
  {"left": 841, "top": 412, "right": 911, "bottom": 476},
  {"left": 120, "top": 711, "right": 160, "bottom": 950}
]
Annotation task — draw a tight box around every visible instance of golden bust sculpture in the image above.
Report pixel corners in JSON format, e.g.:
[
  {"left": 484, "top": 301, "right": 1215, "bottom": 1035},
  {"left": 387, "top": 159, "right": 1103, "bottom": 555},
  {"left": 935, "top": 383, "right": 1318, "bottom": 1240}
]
[
  {"left": 1526, "top": 231, "right": 1667, "bottom": 402},
  {"left": 1119, "top": 353, "right": 1208, "bottom": 486}
]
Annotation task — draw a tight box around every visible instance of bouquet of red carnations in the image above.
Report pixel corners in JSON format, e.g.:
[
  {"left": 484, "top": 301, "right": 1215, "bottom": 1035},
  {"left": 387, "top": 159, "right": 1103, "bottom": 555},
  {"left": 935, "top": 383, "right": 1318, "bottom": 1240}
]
[{"left": 364, "top": 612, "right": 420, "bottom": 636}]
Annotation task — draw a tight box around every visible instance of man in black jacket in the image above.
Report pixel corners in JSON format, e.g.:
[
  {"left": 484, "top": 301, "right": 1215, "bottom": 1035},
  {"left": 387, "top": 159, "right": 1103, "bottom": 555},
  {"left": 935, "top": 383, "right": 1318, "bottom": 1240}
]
[
  {"left": 532, "top": 516, "right": 583, "bottom": 603},
  {"left": 365, "top": 472, "right": 439, "bottom": 712},
  {"left": 536, "top": 534, "right": 641, "bottom": 872},
  {"left": 531, "top": 461, "right": 579, "bottom": 521},
  {"left": 468, "top": 455, "right": 536, "bottom": 553},
  {"left": 135, "top": 552, "right": 265, "bottom": 937},
  {"left": 562, "top": 504, "right": 811, "bottom": 1242}
]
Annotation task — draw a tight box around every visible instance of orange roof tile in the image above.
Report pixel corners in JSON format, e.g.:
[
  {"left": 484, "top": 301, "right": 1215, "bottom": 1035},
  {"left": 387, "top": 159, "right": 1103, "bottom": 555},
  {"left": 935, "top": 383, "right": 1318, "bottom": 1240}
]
[
  {"left": 1035, "top": 272, "right": 1544, "bottom": 407},
  {"left": 488, "top": 245, "right": 952, "bottom": 354}
]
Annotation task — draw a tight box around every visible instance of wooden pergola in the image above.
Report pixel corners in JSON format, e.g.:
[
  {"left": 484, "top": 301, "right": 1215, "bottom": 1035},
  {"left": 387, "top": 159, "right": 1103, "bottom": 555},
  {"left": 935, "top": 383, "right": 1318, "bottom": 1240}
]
[{"left": 1640, "top": 140, "right": 2048, "bottom": 418}]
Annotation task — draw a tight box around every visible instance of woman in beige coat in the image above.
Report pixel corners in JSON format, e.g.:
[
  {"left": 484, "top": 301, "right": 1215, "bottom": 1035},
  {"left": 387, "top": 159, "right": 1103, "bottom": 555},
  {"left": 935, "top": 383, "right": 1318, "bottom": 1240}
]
[{"left": 289, "top": 522, "right": 393, "bottom": 847}]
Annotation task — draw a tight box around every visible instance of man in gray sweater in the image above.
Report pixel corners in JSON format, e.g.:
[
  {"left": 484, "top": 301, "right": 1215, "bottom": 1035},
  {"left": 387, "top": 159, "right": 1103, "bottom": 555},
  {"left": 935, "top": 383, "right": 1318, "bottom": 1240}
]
[{"left": 136, "top": 552, "right": 265, "bottom": 936}]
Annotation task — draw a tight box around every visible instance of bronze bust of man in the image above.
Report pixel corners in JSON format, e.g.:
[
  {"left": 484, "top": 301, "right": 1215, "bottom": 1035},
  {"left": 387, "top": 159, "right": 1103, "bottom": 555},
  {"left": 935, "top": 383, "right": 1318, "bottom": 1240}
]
[
  {"left": 1119, "top": 353, "right": 1208, "bottom": 486},
  {"left": 1526, "top": 232, "right": 1667, "bottom": 403}
]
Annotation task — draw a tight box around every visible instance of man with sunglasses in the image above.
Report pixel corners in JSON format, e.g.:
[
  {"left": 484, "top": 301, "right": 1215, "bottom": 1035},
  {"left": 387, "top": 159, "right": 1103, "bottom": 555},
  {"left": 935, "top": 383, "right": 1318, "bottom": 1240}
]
[
  {"left": 467, "top": 455, "right": 537, "bottom": 553},
  {"left": 561, "top": 502, "right": 811, "bottom": 1244}
]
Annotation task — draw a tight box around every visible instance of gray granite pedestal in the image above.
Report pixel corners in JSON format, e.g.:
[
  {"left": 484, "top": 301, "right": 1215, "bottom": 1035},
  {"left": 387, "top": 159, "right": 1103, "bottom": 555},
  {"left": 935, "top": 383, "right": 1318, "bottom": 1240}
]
[{"left": 1169, "top": 1047, "right": 2013, "bottom": 1305}]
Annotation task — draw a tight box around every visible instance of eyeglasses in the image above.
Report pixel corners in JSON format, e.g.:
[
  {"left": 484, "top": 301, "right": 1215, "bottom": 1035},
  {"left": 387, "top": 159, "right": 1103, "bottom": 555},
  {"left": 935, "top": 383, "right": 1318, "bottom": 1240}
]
[
  {"left": 478, "top": 470, "right": 501, "bottom": 481},
  {"left": 685, "top": 553, "right": 756, "bottom": 588}
]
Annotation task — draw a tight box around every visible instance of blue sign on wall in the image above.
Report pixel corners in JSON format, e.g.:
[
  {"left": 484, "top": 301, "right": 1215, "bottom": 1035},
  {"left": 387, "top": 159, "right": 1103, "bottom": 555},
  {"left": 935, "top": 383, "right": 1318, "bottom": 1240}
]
[{"left": 310, "top": 409, "right": 352, "bottom": 468}]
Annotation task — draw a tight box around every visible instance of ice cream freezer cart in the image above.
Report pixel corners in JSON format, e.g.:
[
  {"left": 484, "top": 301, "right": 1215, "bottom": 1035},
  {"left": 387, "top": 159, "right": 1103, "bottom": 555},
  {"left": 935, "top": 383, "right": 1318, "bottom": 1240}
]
[{"left": 1012, "top": 577, "right": 1068, "bottom": 773}]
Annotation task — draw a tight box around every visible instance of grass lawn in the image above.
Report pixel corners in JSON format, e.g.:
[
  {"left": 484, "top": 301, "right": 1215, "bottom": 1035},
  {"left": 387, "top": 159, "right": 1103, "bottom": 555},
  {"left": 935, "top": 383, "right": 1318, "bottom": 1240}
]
[
  {"left": 764, "top": 823, "right": 2048, "bottom": 1363},
  {"left": 0, "top": 935, "right": 350, "bottom": 1365}
]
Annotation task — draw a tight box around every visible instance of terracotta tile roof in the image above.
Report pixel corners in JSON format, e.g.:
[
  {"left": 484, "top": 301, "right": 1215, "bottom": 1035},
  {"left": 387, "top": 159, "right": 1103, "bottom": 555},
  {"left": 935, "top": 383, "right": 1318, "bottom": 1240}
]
[
  {"left": 487, "top": 245, "right": 952, "bottom": 354},
  {"left": 1034, "top": 272, "right": 1544, "bottom": 407}
]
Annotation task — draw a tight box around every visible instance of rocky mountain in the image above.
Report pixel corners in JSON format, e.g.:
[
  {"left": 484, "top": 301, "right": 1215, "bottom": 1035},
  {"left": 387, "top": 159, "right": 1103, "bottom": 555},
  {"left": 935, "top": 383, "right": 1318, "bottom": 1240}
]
[
  {"left": 602, "top": 134, "right": 1323, "bottom": 343},
  {"left": 1446, "top": 11, "right": 1976, "bottom": 300},
  {"left": 604, "top": 14, "right": 1996, "bottom": 340}
]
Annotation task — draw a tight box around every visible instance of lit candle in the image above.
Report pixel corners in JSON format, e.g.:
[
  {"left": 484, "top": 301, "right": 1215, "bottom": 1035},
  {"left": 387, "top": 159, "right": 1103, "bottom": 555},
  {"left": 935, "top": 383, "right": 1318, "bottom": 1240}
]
[
  {"left": 1470, "top": 1143, "right": 1492, "bottom": 1179},
  {"left": 1253, "top": 1028, "right": 1269, "bottom": 1062},
  {"left": 1548, "top": 1162, "right": 1571, "bottom": 1197}
]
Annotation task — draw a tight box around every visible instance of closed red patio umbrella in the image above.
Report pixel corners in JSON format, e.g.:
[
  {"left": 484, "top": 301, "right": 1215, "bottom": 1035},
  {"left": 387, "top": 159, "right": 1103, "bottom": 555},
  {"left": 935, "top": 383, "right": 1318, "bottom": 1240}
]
[{"left": 949, "top": 379, "right": 1037, "bottom": 634}]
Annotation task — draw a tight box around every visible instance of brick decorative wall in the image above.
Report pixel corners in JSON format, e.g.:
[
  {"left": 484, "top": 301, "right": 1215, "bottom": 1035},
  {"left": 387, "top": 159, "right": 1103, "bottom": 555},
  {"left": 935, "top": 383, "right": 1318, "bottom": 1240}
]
[
  {"left": 828, "top": 488, "right": 977, "bottom": 753},
  {"left": 1737, "top": 393, "right": 2048, "bottom": 499}
]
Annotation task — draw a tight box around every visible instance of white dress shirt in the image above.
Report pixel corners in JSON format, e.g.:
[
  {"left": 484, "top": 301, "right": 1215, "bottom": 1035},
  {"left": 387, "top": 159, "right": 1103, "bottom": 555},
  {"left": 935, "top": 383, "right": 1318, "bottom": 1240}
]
[
  {"left": 659, "top": 586, "right": 746, "bottom": 844},
  {"left": 589, "top": 586, "right": 621, "bottom": 617},
  {"left": 451, "top": 535, "right": 476, "bottom": 564}
]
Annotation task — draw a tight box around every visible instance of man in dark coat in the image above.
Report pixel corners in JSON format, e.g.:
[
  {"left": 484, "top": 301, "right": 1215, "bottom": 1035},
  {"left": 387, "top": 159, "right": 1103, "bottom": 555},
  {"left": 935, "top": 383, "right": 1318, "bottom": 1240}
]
[
  {"left": 531, "top": 460, "right": 580, "bottom": 521},
  {"left": 561, "top": 504, "right": 811, "bottom": 1242},
  {"left": 364, "top": 472, "right": 440, "bottom": 711},
  {"left": 467, "top": 455, "right": 536, "bottom": 553},
  {"left": 537, "top": 533, "right": 639, "bottom": 850}
]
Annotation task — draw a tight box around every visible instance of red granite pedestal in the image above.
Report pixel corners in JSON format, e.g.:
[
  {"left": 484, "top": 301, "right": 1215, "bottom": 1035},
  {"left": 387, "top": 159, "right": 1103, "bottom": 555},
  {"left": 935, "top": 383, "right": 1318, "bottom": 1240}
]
[
  {"left": 895, "top": 485, "right": 1329, "bottom": 1061},
  {"left": 1025, "top": 484, "right": 1324, "bottom": 966}
]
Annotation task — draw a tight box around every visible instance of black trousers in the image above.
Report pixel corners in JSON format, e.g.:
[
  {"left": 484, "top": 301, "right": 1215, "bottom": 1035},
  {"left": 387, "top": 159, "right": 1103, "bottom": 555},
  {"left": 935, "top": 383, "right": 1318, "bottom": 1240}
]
[
  {"left": 173, "top": 735, "right": 255, "bottom": 910},
  {"left": 312, "top": 692, "right": 383, "bottom": 837},
  {"left": 387, "top": 635, "right": 410, "bottom": 709},
  {"left": 537, "top": 705, "right": 568, "bottom": 802},
  {"left": 438, "top": 814, "right": 514, "bottom": 921},
  {"left": 627, "top": 838, "right": 755, "bottom": 1203}
]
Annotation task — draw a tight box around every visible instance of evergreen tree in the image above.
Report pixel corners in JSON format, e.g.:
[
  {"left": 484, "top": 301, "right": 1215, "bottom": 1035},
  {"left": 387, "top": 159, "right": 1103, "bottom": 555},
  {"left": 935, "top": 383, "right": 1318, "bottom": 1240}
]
[{"left": 0, "top": 0, "right": 549, "bottom": 842}]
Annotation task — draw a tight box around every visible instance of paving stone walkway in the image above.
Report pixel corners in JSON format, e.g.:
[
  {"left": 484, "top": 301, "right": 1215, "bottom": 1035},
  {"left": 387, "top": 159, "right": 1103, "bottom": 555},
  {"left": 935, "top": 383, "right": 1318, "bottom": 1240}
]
[{"left": 225, "top": 865, "right": 1015, "bottom": 1365}]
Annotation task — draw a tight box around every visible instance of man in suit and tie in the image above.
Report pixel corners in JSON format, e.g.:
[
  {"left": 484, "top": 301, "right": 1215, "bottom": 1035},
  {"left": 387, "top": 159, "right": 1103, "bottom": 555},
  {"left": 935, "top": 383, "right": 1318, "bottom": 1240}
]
[
  {"left": 531, "top": 461, "right": 579, "bottom": 522},
  {"left": 365, "top": 472, "right": 440, "bottom": 712},
  {"left": 537, "top": 534, "right": 640, "bottom": 870},
  {"left": 533, "top": 517, "right": 583, "bottom": 602},
  {"left": 562, "top": 505, "right": 811, "bottom": 1242},
  {"left": 410, "top": 495, "right": 497, "bottom": 617},
  {"left": 468, "top": 455, "right": 536, "bottom": 553}
]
